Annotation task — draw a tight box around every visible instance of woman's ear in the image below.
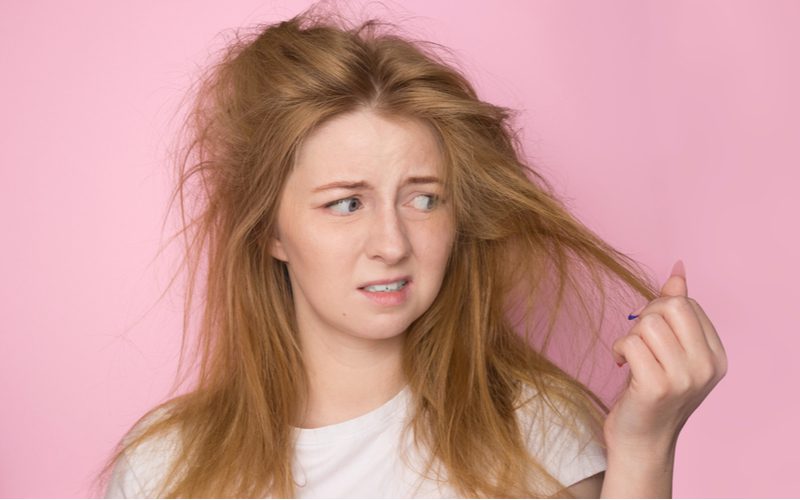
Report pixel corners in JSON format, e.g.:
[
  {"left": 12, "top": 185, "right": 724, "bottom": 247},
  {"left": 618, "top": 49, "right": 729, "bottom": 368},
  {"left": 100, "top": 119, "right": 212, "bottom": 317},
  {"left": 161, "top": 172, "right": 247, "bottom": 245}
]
[{"left": 269, "top": 231, "right": 289, "bottom": 262}]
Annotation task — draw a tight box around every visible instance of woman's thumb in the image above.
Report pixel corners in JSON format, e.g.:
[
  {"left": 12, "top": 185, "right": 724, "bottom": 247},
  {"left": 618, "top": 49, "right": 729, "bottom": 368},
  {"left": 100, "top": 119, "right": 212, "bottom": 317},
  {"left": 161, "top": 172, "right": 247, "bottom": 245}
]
[{"left": 660, "top": 259, "right": 688, "bottom": 297}]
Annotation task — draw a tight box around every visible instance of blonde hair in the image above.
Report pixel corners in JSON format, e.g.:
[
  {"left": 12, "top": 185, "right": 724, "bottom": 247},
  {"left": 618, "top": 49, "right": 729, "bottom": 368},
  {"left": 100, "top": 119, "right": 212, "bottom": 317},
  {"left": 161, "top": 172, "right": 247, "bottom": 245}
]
[{"left": 97, "top": 5, "right": 658, "bottom": 498}]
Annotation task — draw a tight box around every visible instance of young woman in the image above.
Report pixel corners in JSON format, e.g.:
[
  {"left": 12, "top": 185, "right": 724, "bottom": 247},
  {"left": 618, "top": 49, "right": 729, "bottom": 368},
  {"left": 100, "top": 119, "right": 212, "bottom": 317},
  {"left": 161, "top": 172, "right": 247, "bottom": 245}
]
[{"left": 100, "top": 6, "right": 727, "bottom": 498}]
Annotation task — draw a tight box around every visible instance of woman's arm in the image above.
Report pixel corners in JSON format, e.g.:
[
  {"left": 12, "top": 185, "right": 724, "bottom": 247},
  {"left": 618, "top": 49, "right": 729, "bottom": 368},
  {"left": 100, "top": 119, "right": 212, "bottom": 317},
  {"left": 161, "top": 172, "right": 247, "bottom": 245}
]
[
  {"left": 565, "top": 445, "right": 674, "bottom": 498},
  {"left": 598, "top": 261, "right": 727, "bottom": 498},
  {"left": 566, "top": 454, "right": 674, "bottom": 499},
  {"left": 560, "top": 261, "right": 724, "bottom": 499},
  {"left": 600, "top": 446, "right": 675, "bottom": 498}
]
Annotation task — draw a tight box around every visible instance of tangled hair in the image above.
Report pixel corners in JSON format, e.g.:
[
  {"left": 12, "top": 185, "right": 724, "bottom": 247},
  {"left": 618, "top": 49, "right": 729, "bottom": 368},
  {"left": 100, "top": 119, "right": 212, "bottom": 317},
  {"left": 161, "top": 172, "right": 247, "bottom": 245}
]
[{"left": 97, "top": 4, "right": 659, "bottom": 498}]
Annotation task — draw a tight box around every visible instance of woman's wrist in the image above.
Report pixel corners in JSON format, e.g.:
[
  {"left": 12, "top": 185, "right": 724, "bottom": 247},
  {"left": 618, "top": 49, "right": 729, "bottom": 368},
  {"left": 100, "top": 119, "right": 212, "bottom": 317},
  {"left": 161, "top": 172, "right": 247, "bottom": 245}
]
[{"left": 600, "top": 444, "right": 676, "bottom": 498}]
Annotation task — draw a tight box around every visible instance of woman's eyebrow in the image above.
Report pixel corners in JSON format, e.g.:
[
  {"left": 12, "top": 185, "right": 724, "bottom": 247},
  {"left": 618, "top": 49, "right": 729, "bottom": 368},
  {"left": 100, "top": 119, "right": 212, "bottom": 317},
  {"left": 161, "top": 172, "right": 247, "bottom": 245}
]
[{"left": 312, "top": 176, "right": 441, "bottom": 192}]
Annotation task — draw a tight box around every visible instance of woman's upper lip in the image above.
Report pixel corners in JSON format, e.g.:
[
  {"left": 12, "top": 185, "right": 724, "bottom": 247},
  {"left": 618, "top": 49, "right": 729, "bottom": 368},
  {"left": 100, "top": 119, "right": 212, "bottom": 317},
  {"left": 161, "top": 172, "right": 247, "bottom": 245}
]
[{"left": 358, "top": 275, "right": 411, "bottom": 288}]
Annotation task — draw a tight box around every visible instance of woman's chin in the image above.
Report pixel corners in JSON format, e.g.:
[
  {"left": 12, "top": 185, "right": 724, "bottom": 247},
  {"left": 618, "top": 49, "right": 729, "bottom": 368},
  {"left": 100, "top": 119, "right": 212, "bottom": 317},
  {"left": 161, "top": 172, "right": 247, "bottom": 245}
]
[{"left": 346, "top": 320, "right": 412, "bottom": 342}]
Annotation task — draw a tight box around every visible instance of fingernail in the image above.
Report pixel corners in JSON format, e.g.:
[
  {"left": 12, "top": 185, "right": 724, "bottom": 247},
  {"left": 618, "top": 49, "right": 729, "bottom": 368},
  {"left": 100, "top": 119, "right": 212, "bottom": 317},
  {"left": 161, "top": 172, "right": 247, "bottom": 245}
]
[
  {"left": 627, "top": 303, "right": 646, "bottom": 320},
  {"left": 671, "top": 259, "right": 686, "bottom": 279},
  {"left": 616, "top": 361, "right": 625, "bottom": 367}
]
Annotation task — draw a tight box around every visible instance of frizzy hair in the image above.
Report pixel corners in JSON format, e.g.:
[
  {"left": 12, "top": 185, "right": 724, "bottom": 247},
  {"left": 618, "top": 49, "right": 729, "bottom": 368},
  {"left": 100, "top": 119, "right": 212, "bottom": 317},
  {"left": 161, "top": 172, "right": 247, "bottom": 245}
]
[{"left": 97, "top": 5, "right": 658, "bottom": 498}]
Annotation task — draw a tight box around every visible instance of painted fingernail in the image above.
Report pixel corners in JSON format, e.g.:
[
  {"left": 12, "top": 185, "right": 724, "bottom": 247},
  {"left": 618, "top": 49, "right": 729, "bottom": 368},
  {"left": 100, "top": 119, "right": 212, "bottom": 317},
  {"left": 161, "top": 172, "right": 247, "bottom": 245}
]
[
  {"left": 627, "top": 304, "right": 646, "bottom": 320},
  {"left": 671, "top": 259, "right": 686, "bottom": 279}
]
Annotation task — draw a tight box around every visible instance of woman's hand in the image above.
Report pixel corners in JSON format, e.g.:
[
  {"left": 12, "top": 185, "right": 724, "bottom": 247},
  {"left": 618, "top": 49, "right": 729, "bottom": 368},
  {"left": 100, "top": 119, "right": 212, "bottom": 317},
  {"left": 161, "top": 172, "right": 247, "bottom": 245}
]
[{"left": 605, "top": 260, "right": 728, "bottom": 458}]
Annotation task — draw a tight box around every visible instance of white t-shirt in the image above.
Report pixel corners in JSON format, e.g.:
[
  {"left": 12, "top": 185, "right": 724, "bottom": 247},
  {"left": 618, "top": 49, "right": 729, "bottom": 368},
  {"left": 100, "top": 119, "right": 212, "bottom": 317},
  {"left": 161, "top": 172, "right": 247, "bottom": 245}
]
[{"left": 105, "top": 385, "right": 607, "bottom": 498}]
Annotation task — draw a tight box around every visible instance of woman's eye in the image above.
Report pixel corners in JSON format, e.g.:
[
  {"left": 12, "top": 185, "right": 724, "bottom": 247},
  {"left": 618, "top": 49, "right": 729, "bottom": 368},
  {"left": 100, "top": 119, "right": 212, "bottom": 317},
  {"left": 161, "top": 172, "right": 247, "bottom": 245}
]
[
  {"left": 326, "top": 197, "right": 361, "bottom": 215},
  {"left": 412, "top": 194, "right": 440, "bottom": 211}
]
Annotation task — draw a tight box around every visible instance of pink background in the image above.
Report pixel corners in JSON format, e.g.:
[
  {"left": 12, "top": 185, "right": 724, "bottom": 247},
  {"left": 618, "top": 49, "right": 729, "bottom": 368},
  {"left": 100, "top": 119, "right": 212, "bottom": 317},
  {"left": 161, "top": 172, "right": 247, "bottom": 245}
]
[{"left": 1, "top": 1, "right": 797, "bottom": 497}]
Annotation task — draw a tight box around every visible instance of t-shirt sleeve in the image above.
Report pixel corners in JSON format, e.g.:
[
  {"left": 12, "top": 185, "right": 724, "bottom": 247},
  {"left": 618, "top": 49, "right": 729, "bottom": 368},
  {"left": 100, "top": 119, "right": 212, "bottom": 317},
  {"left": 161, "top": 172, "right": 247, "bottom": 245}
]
[
  {"left": 105, "top": 409, "right": 181, "bottom": 498},
  {"left": 519, "top": 388, "right": 608, "bottom": 488},
  {"left": 105, "top": 449, "right": 147, "bottom": 498},
  {"left": 104, "top": 432, "right": 181, "bottom": 498}
]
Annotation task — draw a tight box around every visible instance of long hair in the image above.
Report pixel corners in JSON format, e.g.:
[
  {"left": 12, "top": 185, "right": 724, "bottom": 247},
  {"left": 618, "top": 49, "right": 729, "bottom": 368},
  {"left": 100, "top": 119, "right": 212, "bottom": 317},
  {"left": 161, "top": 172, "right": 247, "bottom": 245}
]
[{"left": 97, "top": 5, "right": 658, "bottom": 498}]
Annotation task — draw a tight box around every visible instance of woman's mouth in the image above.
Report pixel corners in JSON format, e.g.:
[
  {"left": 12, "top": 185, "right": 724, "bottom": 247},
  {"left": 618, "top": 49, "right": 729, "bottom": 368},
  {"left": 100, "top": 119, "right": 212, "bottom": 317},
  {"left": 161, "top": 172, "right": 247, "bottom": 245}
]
[
  {"left": 361, "top": 279, "right": 408, "bottom": 292},
  {"left": 358, "top": 279, "right": 411, "bottom": 306}
]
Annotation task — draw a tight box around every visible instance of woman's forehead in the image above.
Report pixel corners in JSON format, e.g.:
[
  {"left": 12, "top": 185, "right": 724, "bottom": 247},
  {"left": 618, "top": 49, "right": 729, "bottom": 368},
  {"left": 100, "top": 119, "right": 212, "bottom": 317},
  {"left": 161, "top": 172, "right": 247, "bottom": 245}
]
[{"left": 291, "top": 109, "right": 445, "bottom": 186}]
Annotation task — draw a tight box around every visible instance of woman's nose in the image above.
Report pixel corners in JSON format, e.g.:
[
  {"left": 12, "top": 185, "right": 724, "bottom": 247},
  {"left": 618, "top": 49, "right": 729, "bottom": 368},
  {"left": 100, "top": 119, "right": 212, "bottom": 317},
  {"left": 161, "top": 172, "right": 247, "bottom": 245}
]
[{"left": 365, "top": 205, "right": 411, "bottom": 264}]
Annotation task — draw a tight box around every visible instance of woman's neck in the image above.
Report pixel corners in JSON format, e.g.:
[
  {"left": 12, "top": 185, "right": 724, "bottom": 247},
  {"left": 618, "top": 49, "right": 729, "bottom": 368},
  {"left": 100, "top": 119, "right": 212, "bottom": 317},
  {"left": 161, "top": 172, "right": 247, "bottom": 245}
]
[{"left": 296, "top": 329, "right": 407, "bottom": 429}]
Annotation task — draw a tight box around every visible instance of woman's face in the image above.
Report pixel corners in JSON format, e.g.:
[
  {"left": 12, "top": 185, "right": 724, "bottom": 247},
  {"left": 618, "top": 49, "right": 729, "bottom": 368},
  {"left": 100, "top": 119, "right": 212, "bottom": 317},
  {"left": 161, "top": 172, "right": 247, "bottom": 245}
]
[{"left": 270, "top": 108, "right": 455, "bottom": 347}]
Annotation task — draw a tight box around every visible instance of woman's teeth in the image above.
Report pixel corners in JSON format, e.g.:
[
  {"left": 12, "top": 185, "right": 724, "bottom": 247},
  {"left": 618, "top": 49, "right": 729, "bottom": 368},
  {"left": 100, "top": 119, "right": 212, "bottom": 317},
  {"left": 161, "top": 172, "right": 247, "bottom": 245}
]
[{"left": 363, "top": 280, "right": 408, "bottom": 292}]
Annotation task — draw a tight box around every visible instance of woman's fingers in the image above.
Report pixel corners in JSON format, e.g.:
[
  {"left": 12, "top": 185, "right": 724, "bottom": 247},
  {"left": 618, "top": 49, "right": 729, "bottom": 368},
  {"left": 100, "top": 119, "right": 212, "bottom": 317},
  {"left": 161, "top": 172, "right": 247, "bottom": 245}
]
[
  {"left": 686, "top": 299, "right": 728, "bottom": 377},
  {"left": 613, "top": 334, "right": 666, "bottom": 393},
  {"left": 630, "top": 296, "right": 713, "bottom": 365},
  {"left": 617, "top": 295, "right": 726, "bottom": 398},
  {"left": 606, "top": 260, "right": 728, "bottom": 451},
  {"left": 630, "top": 312, "right": 687, "bottom": 379}
]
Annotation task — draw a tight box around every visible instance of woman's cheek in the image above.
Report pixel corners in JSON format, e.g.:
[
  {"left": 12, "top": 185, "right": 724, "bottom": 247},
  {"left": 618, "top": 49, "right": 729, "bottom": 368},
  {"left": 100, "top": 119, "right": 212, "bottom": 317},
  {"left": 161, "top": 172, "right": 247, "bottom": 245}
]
[{"left": 427, "top": 218, "right": 456, "bottom": 256}]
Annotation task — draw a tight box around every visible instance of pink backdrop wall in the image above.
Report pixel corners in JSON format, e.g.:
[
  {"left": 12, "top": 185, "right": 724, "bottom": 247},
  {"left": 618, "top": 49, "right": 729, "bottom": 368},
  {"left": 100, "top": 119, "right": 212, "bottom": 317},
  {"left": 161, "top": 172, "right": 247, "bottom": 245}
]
[{"left": 2, "top": 1, "right": 797, "bottom": 497}]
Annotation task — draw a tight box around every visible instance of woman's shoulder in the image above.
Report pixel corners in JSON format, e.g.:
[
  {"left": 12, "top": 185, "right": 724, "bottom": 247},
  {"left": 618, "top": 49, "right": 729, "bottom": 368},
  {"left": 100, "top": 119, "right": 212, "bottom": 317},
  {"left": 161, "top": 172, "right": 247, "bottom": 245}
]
[
  {"left": 105, "top": 405, "right": 183, "bottom": 498},
  {"left": 514, "top": 380, "right": 608, "bottom": 488}
]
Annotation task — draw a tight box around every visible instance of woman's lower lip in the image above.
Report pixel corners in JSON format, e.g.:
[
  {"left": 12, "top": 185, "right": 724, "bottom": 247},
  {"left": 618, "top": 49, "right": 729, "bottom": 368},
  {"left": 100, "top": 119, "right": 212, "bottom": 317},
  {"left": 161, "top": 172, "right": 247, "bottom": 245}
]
[{"left": 358, "top": 282, "right": 411, "bottom": 306}]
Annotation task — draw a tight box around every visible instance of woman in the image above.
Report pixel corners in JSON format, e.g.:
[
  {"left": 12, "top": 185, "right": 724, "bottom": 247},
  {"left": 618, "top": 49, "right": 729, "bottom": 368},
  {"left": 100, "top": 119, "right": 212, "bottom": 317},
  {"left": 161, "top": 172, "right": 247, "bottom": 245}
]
[{"left": 101, "top": 6, "right": 727, "bottom": 498}]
